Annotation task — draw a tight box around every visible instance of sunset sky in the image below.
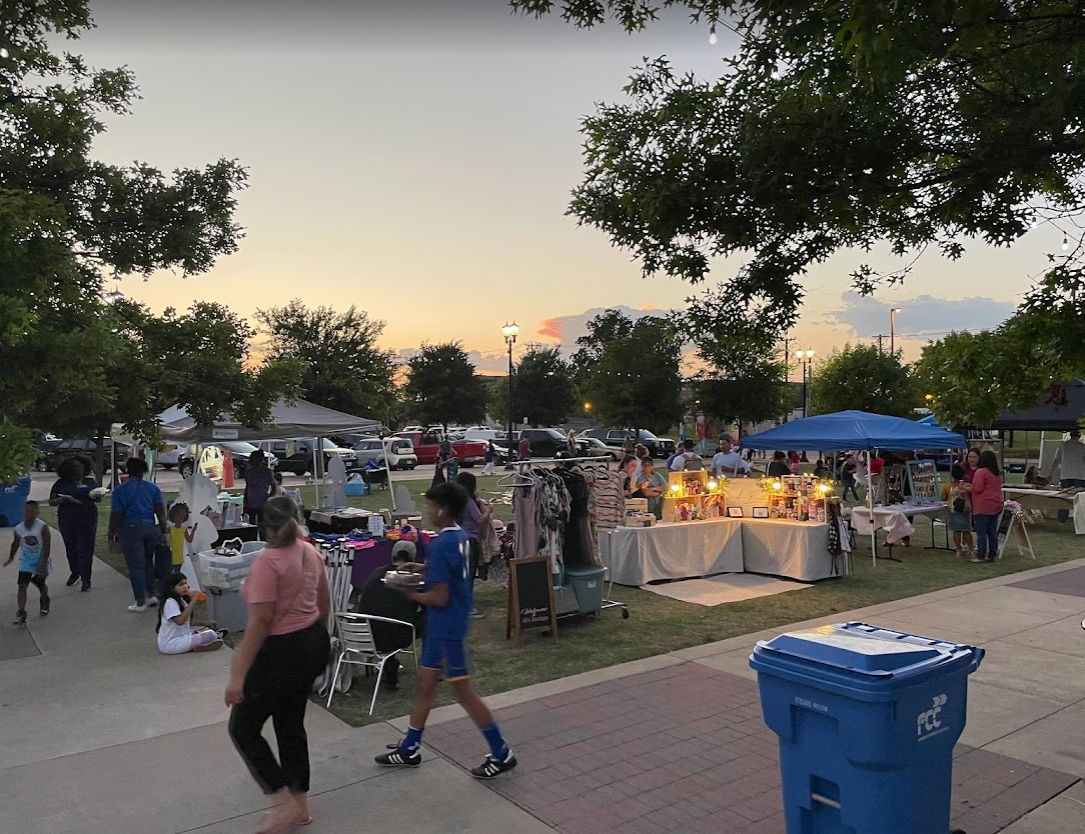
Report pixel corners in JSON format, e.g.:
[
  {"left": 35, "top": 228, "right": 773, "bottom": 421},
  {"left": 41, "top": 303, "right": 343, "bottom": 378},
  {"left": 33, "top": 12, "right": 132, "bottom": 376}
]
[{"left": 80, "top": 1, "right": 1051, "bottom": 376}]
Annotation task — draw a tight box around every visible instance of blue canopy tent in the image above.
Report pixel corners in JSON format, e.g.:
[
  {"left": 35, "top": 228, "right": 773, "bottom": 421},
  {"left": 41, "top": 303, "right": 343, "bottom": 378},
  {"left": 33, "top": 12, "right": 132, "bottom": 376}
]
[
  {"left": 917, "top": 414, "right": 938, "bottom": 426},
  {"left": 742, "top": 410, "right": 967, "bottom": 452},
  {"left": 742, "top": 411, "right": 968, "bottom": 566}
]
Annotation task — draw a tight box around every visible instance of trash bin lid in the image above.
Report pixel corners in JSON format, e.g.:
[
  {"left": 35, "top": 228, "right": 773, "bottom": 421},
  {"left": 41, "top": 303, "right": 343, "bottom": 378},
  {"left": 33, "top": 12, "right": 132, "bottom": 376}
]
[{"left": 751, "top": 622, "right": 983, "bottom": 695}]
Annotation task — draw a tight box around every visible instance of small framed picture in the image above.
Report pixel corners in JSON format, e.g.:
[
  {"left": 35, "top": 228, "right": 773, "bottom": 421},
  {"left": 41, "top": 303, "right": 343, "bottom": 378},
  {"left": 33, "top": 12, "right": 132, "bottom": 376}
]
[
  {"left": 752, "top": 506, "right": 769, "bottom": 519},
  {"left": 727, "top": 507, "right": 744, "bottom": 518}
]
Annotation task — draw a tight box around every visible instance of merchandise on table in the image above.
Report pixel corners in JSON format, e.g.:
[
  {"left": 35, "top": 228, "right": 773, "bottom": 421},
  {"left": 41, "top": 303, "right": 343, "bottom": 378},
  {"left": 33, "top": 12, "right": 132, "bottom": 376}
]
[
  {"left": 759, "top": 475, "right": 832, "bottom": 522},
  {"left": 662, "top": 470, "right": 727, "bottom": 523}
]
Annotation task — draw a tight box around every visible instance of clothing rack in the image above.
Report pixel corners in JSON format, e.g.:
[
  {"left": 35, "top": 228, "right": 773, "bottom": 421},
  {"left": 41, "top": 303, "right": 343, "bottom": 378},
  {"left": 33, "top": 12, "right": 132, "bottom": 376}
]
[{"left": 504, "top": 456, "right": 629, "bottom": 621}]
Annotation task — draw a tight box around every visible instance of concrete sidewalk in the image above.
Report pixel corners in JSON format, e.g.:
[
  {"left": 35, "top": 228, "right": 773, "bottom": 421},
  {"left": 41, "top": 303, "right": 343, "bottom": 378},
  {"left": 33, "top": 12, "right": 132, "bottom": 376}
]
[{"left": 3, "top": 554, "right": 1085, "bottom": 833}]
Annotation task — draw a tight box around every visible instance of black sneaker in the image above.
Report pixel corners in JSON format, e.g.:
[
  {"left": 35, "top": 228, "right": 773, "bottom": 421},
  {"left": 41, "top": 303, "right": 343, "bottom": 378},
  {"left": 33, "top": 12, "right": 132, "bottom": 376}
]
[
  {"left": 13, "top": 610, "right": 27, "bottom": 626},
  {"left": 470, "top": 752, "right": 517, "bottom": 779},
  {"left": 375, "top": 748, "right": 421, "bottom": 768},
  {"left": 80, "top": 580, "right": 91, "bottom": 592},
  {"left": 66, "top": 573, "right": 79, "bottom": 587}
]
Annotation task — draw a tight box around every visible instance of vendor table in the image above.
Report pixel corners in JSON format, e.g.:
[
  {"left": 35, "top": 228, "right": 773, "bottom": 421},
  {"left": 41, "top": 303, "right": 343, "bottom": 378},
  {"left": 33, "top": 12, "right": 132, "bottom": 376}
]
[
  {"left": 600, "top": 518, "right": 744, "bottom": 586},
  {"left": 347, "top": 537, "right": 430, "bottom": 589},
  {"left": 850, "top": 502, "right": 950, "bottom": 556},
  {"left": 212, "top": 523, "right": 259, "bottom": 548},
  {"left": 306, "top": 508, "right": 376, "bottom": 535},
  {"left": 739, "top": 518, "right": 844, "bottom": 581},
  {"left": 1003, "top": 488, "right": 1085, "bottom": 534}
]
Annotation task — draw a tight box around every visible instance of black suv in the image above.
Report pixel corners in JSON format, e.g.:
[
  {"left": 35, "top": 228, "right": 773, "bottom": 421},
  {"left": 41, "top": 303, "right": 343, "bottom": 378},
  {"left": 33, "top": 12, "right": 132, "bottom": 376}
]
[
  {"left": 256, "top": 439, "right": 356, "bottom": 476},
  {"left": 45, "top": 438, "right": 115, "bottom": 471},
  {"left": 516, "top": 428, "right": 569, "bottom": 458},
  {"left": 582, "top": 428, "right": 676, "bottom": 459}
]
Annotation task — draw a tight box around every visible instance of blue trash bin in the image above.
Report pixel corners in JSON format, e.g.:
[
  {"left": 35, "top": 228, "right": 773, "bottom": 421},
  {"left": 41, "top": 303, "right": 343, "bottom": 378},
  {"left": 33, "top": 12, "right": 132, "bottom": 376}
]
[
  {"left": 749, "top": 622, "right": 984, "bottom": 834},
  {"left": 0, "top": 476, "right": 32, "bottom": 528}
]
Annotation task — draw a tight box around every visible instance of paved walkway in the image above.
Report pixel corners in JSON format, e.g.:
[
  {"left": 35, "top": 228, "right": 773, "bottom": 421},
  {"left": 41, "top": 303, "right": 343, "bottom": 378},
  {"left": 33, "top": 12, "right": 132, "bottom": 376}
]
[{"left": 4, "top": 553, "right": 1085, "bottom": 833}]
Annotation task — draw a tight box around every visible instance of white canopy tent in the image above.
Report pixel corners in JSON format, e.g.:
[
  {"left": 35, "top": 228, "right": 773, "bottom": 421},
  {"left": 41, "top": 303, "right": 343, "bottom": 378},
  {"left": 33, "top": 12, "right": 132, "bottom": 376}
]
[{"left": 111, "top": 399, "right": 393, "bottom": 509}]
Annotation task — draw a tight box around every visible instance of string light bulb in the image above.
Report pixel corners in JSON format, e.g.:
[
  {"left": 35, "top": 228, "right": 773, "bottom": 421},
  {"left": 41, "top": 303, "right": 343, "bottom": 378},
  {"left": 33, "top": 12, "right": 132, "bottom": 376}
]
[
  {"left": 0, "top": 48, "right": 8, "bottom": 59},
  {"left": 708, "top": 25, "right": 717, "bottom": 45},
  {"left": 1062, "top": 235, "right": 1069, "bottom": 251}
]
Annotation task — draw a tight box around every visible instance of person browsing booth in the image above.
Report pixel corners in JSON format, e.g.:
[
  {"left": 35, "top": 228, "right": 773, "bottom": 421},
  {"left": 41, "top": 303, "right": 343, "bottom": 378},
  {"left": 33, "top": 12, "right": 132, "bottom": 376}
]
[{"left": 711, "top": 439, "right": 751, "bottom": 478}]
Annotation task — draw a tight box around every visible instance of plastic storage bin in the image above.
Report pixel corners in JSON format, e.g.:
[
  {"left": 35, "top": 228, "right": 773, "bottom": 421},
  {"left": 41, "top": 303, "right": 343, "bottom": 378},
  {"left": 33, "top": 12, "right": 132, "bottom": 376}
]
[
  {"left": 565, "top": 566, "right": 606, "bottom": 613},
  {"left": 0, "top": 476, "right": 32, "bottom": 528},
  {"left": 196, "top": 541, "right": 264, "bottom": 591},
  {"left": 205, "top": 587, "right": 248, "bottom": 632},
  {"left": 749, "top": 622, "right": 984, "bottom": 834}
]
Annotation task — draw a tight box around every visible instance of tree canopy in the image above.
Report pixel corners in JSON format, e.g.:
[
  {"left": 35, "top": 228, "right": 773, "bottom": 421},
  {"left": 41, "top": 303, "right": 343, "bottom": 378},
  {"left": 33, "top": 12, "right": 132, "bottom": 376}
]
[
  {"left": 571, "top": 310, "right": 683, "bottom": 433},
  {"left": 809, "top": 343, "right": 917, "bottom": 417},
  {"left": 257, "top": 300, "right": 396, "bottom": 422},
  {"left": 404, "top": 342, "right": 488, "bottom": 428},
  {"left": 511, "top": 0, "right": 1085, "bottom": 339},
  {"left": 0, "top": 1, "right": 257, "bottom": 480}
]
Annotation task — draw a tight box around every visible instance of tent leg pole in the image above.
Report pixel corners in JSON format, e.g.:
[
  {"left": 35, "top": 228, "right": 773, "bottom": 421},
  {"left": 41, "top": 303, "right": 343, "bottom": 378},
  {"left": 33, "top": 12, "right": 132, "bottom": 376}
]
[{"left": 869, "top": 449, "right": 877, "bottom": 568}]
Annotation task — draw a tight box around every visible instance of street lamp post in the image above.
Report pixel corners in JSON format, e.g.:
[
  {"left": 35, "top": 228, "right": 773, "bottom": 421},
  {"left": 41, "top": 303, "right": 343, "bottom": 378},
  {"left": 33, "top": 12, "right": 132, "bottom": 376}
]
[
  {"left": 502, "top": 322, "right": 519, "bottom": 470},
  {"left": 890, "top": 307, "right": 901, "bottom": 355},
  {"left": 794, "top": 349, "right": 815, "bottom": 419}
]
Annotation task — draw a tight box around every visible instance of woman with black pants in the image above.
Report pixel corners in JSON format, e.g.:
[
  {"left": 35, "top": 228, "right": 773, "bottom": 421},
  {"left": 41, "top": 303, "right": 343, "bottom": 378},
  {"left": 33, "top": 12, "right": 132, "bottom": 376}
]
[{"left": 226, "top": 496, "right": 330, "bottom": 834}]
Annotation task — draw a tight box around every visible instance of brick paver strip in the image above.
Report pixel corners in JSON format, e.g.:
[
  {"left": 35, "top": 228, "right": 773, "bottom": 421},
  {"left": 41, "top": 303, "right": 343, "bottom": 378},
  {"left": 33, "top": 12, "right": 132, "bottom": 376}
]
[
  {"left": 424, "top": 663, "right": 1077, "bottom": 833},
  {"left": 1007, "top": 564, "right": 1085, "bottom": 597}
]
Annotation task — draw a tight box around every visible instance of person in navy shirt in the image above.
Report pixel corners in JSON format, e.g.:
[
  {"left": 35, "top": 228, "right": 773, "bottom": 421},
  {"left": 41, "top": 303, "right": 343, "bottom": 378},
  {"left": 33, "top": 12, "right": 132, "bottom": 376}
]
[
  {"left": 375, "top": 482, "right": 517, "bottom": 779},
  {"left": 107, "top": 457, "right": 168, "bottom": 613}
]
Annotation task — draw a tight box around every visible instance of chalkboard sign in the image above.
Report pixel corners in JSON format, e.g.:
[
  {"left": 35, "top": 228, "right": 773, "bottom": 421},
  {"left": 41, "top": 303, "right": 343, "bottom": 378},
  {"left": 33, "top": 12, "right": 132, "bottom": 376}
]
[
  {"left": 996, "top": 509, "right": 1035, "bottom": 559},
  {"left": 906, "top": 460, "right": 941, "bottom": 504},
  {"left": 505, "top": 556, "right": 558, "bottom": 647}
]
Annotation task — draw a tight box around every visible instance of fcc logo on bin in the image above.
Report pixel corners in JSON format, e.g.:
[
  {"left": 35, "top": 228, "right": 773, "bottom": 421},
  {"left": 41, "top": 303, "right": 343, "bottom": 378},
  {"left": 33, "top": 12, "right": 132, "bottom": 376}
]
[{"left": 917, "top": 694, "right": 949, "bottom": 741}]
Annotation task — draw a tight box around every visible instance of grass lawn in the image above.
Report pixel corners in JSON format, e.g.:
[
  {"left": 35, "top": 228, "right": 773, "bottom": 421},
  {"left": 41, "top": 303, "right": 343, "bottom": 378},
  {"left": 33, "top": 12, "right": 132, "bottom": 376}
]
[{"left": 41, "top": 472, "right": 1085, "bottom": 728}]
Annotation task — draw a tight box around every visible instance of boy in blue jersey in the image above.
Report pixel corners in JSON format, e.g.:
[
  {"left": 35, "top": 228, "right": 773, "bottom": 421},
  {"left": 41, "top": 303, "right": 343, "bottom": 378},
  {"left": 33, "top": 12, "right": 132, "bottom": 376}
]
[{"left": 375, "top": 482, "right": 516, "bottom": 778}]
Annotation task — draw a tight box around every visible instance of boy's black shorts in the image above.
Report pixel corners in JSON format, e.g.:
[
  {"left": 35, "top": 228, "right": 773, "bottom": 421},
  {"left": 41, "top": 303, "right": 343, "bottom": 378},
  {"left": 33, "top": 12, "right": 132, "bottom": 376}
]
[{"left": 17, "top": 572, "right": 47, "bottom": 588}]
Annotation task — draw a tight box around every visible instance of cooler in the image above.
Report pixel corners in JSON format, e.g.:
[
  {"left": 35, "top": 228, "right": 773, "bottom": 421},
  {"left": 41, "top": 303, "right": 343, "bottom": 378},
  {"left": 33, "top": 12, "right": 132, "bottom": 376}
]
[
  {"left": 564, "top": 566, "right": 606, "bottom": 614},
  {"left": 0, "top": 476, "right": 32, "bottom": 528}
]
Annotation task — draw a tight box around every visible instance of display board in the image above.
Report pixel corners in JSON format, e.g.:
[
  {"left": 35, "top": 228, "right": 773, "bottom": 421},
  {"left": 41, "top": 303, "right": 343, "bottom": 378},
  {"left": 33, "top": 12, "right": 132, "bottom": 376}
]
[
  {"left": 997, "top": 510, "right": 1035, "bottom": 559},
  {"left": 505, "top": 556, "right": 558, "bottom": 647},
  {"left": 906, "top": 460, "right": 942, "bottom": 504}
]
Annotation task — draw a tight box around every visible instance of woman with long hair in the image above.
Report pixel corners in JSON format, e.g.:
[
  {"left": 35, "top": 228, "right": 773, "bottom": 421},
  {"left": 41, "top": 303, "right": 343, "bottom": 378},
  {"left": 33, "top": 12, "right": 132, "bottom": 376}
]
[
  {"left": 156, "top": 572, "right": 224, "bottom": 654},
  {"left": 225, "top": 496, "right": 331, "bottom": 834},
  {"left": 966, "top": 451, "right": 1004, "bottom": 563},
  {"left": 455, "top": 471, "right": 492, "bottom": 618}
]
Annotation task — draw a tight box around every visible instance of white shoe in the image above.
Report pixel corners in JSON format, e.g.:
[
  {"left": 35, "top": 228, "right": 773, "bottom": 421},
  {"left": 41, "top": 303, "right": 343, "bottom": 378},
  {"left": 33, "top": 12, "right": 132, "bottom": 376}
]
[
  {"left": 127, "top": 603, "right": 147, "bottom": 612},
  {"left": 145, "top": 596, "right": 159, "bottom": 608}
]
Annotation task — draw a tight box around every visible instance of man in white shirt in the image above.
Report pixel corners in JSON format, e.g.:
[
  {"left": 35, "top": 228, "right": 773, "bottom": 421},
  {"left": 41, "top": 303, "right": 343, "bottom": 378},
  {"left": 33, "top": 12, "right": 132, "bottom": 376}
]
[
  {"left": 711, "top": 440, "right": 751, "bottom": 478},
  {"left": 1047, "top": 429, "right": 1085, "bottom": 522},
  {"left": 669, "top": 440, "right": 704, "bottom": 471}
]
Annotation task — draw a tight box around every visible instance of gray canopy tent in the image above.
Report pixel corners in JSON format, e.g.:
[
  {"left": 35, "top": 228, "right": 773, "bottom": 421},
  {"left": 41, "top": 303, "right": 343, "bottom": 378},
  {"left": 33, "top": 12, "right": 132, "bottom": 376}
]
[{"left": 112, "top": 399, "right": 393, "bottom": 508}]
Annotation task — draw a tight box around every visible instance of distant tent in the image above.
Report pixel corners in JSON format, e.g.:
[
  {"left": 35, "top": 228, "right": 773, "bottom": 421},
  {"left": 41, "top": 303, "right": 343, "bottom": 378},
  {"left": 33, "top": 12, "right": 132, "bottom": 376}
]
[
  {"left": 991, "top": 379, "right": 1085, "bottom": 432},
  {"left": 112, "top": 398, "right": 380, "bottom": 444}
]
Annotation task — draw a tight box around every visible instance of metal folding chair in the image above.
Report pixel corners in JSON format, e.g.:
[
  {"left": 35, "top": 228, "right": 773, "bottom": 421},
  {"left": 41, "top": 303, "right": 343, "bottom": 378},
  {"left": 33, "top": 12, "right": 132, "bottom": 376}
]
[{"left": 326, "top": 613, "right": 418, "bottom": 714}]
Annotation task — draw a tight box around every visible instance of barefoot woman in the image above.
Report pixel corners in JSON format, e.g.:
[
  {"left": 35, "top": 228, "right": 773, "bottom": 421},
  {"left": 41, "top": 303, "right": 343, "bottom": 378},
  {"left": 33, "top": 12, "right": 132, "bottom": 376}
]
[{"left": 225, "top": 496, "right": 330, "bottom": 833}]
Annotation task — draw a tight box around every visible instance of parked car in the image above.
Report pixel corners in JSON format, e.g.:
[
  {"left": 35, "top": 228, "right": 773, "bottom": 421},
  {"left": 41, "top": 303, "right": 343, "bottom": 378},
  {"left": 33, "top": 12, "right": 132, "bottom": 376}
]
[
  {"left": 516, "top": 428, "right": 570, "bottom": 458},
  {"left": 575, "top": 436, "right": 623, "bottom": 461},
  {"left": 581, "top": 428, "right": 676, "bottom": 458},
  {"left": 352, "top": 437, "right": 418, "bottom": 470},
  {"left": 179, "top": 441, "right": 280, "bottom": 480},
  {"left": 152, "top": 441, "right": 186, "bottom": 470},
  {"left": 393, "top": 430, "right": 485, "bottom": 467},
  {"left": 35, "top": 433, "right": 63, "bottom": 471},
  {"left": 255, "top": 439, "right": 355, "bottom": 476},
  {"left": 46, "top": 438, "right": 116, "bottom": 472}
]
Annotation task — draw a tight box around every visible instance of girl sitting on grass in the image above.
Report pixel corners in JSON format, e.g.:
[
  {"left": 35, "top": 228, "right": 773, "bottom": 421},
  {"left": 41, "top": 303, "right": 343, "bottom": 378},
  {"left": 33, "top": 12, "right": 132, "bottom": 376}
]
[{"left": 156, "top": 572, "right": 226, "bottom": 655}]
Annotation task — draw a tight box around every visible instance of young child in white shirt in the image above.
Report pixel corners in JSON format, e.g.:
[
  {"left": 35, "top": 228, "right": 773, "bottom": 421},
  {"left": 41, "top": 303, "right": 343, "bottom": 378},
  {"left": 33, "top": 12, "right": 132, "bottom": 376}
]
[{"left": 156, "top": 572, "right": 225, "bottom": 655}]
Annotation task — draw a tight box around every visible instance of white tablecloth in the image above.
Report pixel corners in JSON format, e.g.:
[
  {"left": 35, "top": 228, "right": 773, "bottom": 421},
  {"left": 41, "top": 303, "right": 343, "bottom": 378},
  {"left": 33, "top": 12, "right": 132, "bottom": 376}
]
[
  {"left": 850, "top": 503, "right": 948, "bottom": 544},
  {"left": 1003, "top": 488, "right": 1085, "bottom": 535},
  {"left": 739, "top": 518, "right": 842, "bottom": 581},
  {"left": 600, "top": 518, "right": 744, "bottom": 586}
]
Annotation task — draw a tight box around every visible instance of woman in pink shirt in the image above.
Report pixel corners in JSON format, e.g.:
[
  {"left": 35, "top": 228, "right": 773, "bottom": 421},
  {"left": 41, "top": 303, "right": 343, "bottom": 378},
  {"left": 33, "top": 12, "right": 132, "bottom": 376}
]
[
  {"left": 225, "top": 496, "right": 331, "bottom": 834},
  {"left": 960, "top": 448, "right": 980, "bottom": 484},
  {"left": 965, "top": 451, "right": 1004, "bottom": 563}
]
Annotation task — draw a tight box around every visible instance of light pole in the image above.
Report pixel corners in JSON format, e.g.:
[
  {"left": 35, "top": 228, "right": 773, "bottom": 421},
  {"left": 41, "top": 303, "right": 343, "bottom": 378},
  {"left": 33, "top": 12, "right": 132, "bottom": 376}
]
[
  {"left": 502, "top": 322, "right": 519, "bottom": 470},
  {"left": 890, "top": 307, "right": 901, "bottom": 355},
  {"left": 794, "top": 349, "right": 815, "bottom": 418}
]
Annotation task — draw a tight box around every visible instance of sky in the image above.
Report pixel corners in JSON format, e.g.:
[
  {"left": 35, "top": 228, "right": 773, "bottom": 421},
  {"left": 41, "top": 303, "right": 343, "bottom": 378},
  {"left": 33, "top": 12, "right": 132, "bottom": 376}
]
[{"left": 76, "top": 0, "right": 1051, "bottom": 375}]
